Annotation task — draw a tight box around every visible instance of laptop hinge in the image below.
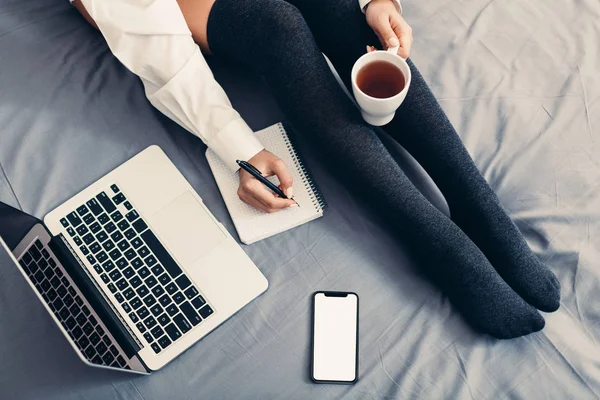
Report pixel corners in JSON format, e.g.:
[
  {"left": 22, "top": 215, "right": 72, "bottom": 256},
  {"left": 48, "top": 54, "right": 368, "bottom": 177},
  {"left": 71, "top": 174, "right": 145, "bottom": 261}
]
[{"left": 49, "top": 234, "right": 141, "bottom": 357}]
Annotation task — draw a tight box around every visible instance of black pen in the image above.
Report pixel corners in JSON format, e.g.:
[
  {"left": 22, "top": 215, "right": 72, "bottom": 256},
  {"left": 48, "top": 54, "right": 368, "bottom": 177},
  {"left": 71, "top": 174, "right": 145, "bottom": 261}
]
[{"left": 236, "top": 160, "right": 300, "bottom": 207}]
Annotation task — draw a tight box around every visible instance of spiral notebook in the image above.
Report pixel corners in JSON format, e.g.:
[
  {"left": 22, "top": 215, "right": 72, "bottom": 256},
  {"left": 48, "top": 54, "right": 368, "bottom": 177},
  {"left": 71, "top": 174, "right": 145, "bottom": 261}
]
[{"left": 206, "top": 123, "right": 327, "bottom": 244}]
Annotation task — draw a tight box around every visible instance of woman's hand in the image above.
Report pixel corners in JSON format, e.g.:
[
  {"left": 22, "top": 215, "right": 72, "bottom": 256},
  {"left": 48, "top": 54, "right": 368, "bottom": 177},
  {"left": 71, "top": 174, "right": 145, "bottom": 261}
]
[
  {"left": 365, "top": 0, "right": 413, "bottom": 59},
  {"left": 238, "top": 150, "right": 297, "bottom": 213}
]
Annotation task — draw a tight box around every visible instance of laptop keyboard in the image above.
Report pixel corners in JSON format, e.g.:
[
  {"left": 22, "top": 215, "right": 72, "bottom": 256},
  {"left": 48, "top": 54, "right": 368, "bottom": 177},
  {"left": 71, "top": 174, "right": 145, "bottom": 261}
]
[
  {"left": 60, "top": 184, "right": 214, "bottom": 354},
  {"left": 17, "top": 240, "right": 130, "bottom": 369}
]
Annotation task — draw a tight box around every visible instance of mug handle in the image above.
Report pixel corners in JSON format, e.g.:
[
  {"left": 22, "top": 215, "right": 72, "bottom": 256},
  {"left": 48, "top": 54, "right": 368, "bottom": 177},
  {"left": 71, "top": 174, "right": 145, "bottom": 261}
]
[{"left": 387, "top": 45, "right": 399, "bottom": 55}]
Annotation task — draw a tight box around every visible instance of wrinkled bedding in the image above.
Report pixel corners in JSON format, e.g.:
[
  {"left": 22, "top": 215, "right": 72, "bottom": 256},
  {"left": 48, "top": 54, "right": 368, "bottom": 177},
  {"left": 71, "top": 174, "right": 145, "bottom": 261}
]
[{"left": 1, "top": 0, "right": 599, "bottom": 398}]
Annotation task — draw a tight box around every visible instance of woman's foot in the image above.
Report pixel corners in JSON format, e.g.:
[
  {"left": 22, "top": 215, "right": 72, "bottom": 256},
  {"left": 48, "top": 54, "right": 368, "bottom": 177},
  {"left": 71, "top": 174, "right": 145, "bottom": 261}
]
[{"left": 452, "top": 191, "right": 561, "bottom": 313}]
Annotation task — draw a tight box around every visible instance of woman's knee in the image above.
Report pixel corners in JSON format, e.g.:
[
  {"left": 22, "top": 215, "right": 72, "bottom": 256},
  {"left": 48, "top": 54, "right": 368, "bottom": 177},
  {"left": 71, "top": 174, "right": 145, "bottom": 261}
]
[{"left": 254, "top": 0, "right": 312, "bottom": 41}]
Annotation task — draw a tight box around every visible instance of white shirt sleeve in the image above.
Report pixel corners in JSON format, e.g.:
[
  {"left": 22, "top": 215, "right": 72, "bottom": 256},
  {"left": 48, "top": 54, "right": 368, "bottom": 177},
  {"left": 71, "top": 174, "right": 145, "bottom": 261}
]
[
  {"left": 359, "top": 0, "right": 402, "bottom": 14},
  {"left": 79, "top": 0, "right": 264, "bottom": 171}
]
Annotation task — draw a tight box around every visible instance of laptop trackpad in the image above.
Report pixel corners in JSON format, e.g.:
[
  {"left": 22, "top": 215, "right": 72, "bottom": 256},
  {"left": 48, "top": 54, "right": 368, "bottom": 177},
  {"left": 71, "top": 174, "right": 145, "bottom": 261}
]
[{"left": 150, "top": 192, "right": 226, "bottom": 266}]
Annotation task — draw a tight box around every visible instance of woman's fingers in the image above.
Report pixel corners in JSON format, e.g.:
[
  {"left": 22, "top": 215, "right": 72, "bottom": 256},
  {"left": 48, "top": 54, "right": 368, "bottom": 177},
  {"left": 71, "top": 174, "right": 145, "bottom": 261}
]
[{"left": 238, "top": 176, "right": 296, "bottom": 213}]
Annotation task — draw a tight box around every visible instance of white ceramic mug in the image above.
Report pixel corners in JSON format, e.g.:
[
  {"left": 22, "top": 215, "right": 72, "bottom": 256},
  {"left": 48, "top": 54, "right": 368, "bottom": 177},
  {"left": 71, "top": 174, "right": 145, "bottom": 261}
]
[{"left": 351, "top": 46, "right": 412, "bottom": 126}]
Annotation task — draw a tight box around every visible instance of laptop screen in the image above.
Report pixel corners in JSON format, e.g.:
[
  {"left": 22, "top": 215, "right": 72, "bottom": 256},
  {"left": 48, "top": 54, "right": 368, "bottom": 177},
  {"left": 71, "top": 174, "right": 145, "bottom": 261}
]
[{"left": 0, "top": 201, "right": 41, "bottom": 251}]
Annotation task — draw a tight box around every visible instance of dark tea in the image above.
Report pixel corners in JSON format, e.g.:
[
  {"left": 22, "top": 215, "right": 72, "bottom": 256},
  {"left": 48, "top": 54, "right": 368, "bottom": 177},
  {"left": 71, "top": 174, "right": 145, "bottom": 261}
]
[{"left": 356, "top": 60, "right": 405, "bottom": 99}]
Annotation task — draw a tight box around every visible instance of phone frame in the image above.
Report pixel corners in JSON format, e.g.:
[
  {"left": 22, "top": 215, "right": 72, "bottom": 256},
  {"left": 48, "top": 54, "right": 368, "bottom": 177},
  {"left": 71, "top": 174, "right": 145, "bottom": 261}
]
[{"left": 310, "top": 291, "right": 359, "bottom": 384}]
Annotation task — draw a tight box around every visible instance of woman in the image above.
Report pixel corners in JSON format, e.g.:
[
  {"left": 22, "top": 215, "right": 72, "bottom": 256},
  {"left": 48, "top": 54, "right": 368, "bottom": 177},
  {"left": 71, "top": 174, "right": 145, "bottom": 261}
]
[{"left": 73, "top": 0, "right": 560, "bottom": 338}]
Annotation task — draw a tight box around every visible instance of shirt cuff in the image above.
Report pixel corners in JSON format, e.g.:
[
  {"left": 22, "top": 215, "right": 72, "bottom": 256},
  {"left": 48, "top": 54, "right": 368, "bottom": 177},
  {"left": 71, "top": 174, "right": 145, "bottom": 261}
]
[
  {"left": 359, "top": 0, "right": 402, "bottom": 14},
  {"left": 207, "top": 119, "right": 264, "bottom": 172}
]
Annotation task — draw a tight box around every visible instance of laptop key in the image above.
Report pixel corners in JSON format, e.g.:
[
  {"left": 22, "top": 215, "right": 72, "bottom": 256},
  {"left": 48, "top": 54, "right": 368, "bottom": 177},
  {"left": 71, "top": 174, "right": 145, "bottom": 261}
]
[
  {"left": 97, "top": 213, "right": 109, "bottom": 225},
  {"left": 130, "top": 276, "right": 143, "bottom": 289},
  {"left": 78, "top": 335, "right": 90, "bottom": 350},
  {"left": 125, "top": 210, "right": 139, "bottom": 222},
  {"left": 117, "top": 220, "right": 130, "bottom": 231},
  {"left": 84, "top": 345, "right": 96, "bottom": 359},
  {"left": 180, "top": 302, "right": 202, "bottom": 326},
  {"left": 41, "top": 248, "right": 50, "bottom": 259},
  {"left": 105, "top": 222, "right": 117, "bottom": 234},
  {"left": 76, "top": 205, "right": 89, "bottom": 216},
  {"left": 124, "top": 249, "right": 137, "bottom": 261},
  {"left": 151, "top": 264, "right": 164, "bottom": 276},
  {"left": 102, "top": 240, "right": 114, "bottom": 252},
  {"left": 130, "top": 237, "right": 143, "bottom": 249},
  {"left": 165, "top": 282, "right": 178, "bottom": 295},
  {"left": 136, "top": 285, "right": 149, "bottom": 298},
  {"left": 145, "top": 276, "right": 158, "bottom": 289},
  {"left": 144, "top": 255, "right": 157, "bottom": 267},
  {"left": 60, "top": 218, "right": 69, "bottom": 228},
  {"left": 138, "top": 267, "right": 150, "bottom": 279},
  {"left": 97, "top": 192, "right": 116, "bottom": 213},
  {"left": 83, "top": 322, "right": 94, "bottom": 336},
  {"left": 123, "top": 287, "right": 135, "bottom": 300},
  {"left": 111, "top": 211, "right": 123, "bottom": 223},
  {"left": 75, "top": 296, "right": 84, "bottom": 306},
  {"left": 39, "top": 258, "right": 49, "bottom": 271},
  {"left": 132, "top": 219, "right": 148, "bottom": 233},
  {"left": 130, "top": 297, "right": 142, "bottom": 310},
  {"left": 124, "top": 228, "right": 136, "bottom": 240},
  {"left": 87, "top": 198, "right": 103, "bottom": 216},
  {"left": 129, "top": 312, "right": 139, "bottom": 323},
  {"left": 89, "top": 222, "right": 101, "bottom": 234},
  {"left": 109, "top": 249, "right": 122, "bottom": 260},
  {"left": 116, "top": 355, "right": 126, "bottom": 367},
  {"left": 100, "top": 274, "right": 110, "bottom": 283},
  {"left": 151, "top": 343, "right": 161, "bottom": 354},
  {"left": 151, "top": 326, "right": 164, "bottom": 339},
  {"left": 82, "top": 233, "right": 95, "bottom": 245},
  {"left": 63, "top": 294, "right": 74, "bottom": 307},
  {"left": 82, "top": 305, "right": 90, "bottom": 316},
  {"left": 172, "top": 292, "right": 185, "bottom": 305},
  {"left": 191, "top": 296, "right": 206, "bottom": 309},
  {"left": 59, "top": 307, "right": 70, "bottom": 320},
  {"left": 116, "top": 279, "right": 128, "bottom": 292},
  {"left": 175, "top": 275, "right": 192, "bottom": 290},
  {"left": 29, "top": 246, "right": 42, "bottom": 261},
  {"left": 150, "top": 304, "right": 163, "bottom": 317},
  {"left": 75, "top": 225, "right": 89, "bottom": 236},
  {"left": 109, "top": 269, "right": 122, "bottom": 281},
  {"left": 158, "top": 294, "right": 171, "bottom": 307},
  {"left": 137, "top": 246, "right": 150, "bottom": 259},
  {"left": 67, "top": 212, "right": 82, "bottom": 227},
  {"left": 165, "top": 323, "right": 182, "bottom": 341},
  {"left": 91, "top": 355, "right": 102, "bottom": 365},
  {"left": 117, "top": 240, "right": 130, "bottom": 252},
  {"left": 158, "top": 273, "right": 170, "bottom": 286},
  {"left": 72, "top": 326, "right": 83, "bottom": 340},
  {"left": 107, "top": 283, "right": 117, "bottom": 293},
  {"left": 137, "top": 307, "right": 150, "bottom": 320},
  {"left": 131, "top": 257, "right": 143, "bottom": 269},
  {"left": 83, "top": 213, "right": 95, "bottom": 225},
  {"left": 122, "top": 267, "right": 135, "bottom": 279},
  {"left": 116, "top": 258, "right": 128, "bottom": 270},
  {"left": 110, "top": 230, "right": 123, "bottom": 243},
  {"left": 102, "top": 352, "right": 115, "bottom": 365},
  {"left": 67, "top": 227, "right": 76, "bottom": 237},
  {"left": 89, "top": 242, "right": 101, "bottom": 254},
  {"left": 76, "top": 313, "right": 87, "bottom": 326},
  {"left": 112, "top": 193, "right": 126, "bottom": 205},
  {"left": 50, "top": 276, "right": 61, "bottom": 288},
  {"left": 123, "top": 201, "right": 133, "bottom": 210},
  {"left": 184, "top": 286, "right": 199, "bottom": 300},
  {"left": 173, "top": 314, "right": 191, "bottom": 333},
  {"left": 102, "top": 260, "right": 115, "bottom": 272},
  {"left": 143, "top": 316, "right": 157, "bottom": 329},
  {"left": 34, "top": 271, "right": 46, "bottom": 285},
  {"left": 80, "top": 245, "right": 89, "bottom": 255},
  {"left": 122, "top": 303, "right": 132, "bottom": 313},
  {"left": 89, "top": 315, "right": 98, "bottom": 326},
  {"left": 198, "top": 305, "right": 214, "bottom": 319},
  {"left": 93, "top": 264, "right": 103, "bottom": 274},
  {"left": 143, "top": 294, "right": 157, "bottom": 307},
  {"left": 158, "top": 335, "right": 172, "bottom": 349},
  {"left": 156, "top": 313, "right": 169, "bottom": 326},
  {"left": 96, "top": 342, "right": 108, "bottom": 356},
  {"left": 152, "top": 286, "right": 165, "bottom": 298},
  {"left": 89, "top": 333, "right": 100, "bottom": 346},
  {"left": 166, "top": 304, "right": 178, "bottom": 316},
  {"left": 73, "top": 236, "right": 83, "bottom": 246},
  {"left": 53, "top": 297, "right": 65, "bottom": 311},
  {"left": 143, "top": 332, "right": 153, "bottom": 344},
  {"left": 65, "top": 316, "right": 77, "bottom": 330},
  {"left": 102, "top": 334, "right": 111, "bottom": 346}
]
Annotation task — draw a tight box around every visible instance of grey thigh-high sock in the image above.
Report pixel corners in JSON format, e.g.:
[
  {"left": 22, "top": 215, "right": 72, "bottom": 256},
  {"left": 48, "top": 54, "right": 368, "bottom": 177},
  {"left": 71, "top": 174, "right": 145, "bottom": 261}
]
[
  {"left": 287, "top": 0, "right": 560, "bottom": 313},
  {"left": 207, "top": 0, "right": 545, "bottom": 338}
]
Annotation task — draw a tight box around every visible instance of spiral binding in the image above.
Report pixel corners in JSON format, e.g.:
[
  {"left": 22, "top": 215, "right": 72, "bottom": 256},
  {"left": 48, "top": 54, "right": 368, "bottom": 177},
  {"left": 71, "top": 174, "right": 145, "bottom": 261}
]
[{"left": 278, "top": 123, "right": 328, "bottom": 213}]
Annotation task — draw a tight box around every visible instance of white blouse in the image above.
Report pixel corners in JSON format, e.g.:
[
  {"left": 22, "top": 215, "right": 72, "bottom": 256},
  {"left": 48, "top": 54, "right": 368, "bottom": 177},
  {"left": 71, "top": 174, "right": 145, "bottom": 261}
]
[{"left": 78, "top": 0, "right": 402, "bottom": 171}]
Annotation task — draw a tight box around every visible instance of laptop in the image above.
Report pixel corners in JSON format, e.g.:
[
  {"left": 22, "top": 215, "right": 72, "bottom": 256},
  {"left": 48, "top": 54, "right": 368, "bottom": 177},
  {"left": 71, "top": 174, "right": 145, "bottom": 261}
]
[{"left": 0, "top": 145, "right": 268, "bottom": 374}]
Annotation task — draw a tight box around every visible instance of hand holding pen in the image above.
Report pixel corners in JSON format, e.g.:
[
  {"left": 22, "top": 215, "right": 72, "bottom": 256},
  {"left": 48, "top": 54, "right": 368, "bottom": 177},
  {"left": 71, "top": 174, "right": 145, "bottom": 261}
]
[{"left": 236, "top": 150, "right": 299, "bottom": 213}]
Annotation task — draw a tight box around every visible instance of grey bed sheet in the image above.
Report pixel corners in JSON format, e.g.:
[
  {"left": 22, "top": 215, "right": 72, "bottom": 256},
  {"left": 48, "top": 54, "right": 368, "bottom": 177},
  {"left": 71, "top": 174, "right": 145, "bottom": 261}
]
[{"left": 1, "top": 0, "right": 599, "bottom": 399}]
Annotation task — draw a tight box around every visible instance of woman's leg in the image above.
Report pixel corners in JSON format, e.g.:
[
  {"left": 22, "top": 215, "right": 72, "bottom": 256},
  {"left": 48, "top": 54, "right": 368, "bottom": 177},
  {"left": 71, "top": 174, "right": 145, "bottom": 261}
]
[
  {"left": 288, "top": 0, "right": 560, "bottom": 312},
  {"left": 207, "top": 0, "right": 544, "bottom": 338}
]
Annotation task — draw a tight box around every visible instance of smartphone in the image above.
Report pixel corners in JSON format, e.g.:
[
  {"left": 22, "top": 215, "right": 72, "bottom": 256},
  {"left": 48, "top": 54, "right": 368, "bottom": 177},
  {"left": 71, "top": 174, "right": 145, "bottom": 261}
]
[{"left": 311, "top": 291, "right": 359, "bottom": 384}]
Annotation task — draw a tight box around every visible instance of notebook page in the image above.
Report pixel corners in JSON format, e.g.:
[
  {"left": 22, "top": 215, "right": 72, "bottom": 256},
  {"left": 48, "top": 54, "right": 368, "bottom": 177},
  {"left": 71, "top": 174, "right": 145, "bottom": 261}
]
[{"left": 206, "top": 124, "right": 323, "bottom": 244}]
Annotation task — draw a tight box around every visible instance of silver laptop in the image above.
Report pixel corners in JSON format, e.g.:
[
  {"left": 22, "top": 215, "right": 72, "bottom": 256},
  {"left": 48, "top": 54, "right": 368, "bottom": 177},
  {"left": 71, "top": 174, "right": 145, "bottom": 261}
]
[{"left": 0, "top": 146, "right": 268, "bottom": 374}]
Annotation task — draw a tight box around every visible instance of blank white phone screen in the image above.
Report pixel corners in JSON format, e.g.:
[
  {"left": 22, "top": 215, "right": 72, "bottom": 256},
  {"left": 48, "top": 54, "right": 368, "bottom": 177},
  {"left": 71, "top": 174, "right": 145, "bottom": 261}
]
[{"left": 312, "top": 293, "right": 358, "bottom": 382}]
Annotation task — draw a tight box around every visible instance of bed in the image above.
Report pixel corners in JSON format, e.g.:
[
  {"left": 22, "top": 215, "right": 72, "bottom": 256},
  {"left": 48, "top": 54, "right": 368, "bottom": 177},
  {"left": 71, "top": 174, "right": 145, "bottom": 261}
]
[{"left": 1, "top": 0, "right": 599, "bottom": 398}]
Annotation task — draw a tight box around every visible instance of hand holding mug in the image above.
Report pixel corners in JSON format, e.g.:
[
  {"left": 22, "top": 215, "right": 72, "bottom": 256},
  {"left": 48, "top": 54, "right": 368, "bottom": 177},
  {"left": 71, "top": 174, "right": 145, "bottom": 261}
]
[{"left": 365, "top": 0, "right": 413, "bottom": 59}]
